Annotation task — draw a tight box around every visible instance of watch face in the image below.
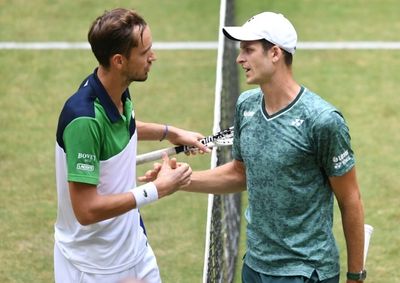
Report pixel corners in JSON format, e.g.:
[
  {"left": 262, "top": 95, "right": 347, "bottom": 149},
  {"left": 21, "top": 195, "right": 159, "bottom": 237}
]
[{"left": 361, "top": 270, "right": 367, "bottom": 280}]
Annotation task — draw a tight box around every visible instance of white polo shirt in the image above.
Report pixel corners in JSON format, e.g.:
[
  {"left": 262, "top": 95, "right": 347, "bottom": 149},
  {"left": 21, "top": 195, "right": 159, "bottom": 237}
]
[{"left": 54, "top": 69, "right": 148, "bottom": 274}]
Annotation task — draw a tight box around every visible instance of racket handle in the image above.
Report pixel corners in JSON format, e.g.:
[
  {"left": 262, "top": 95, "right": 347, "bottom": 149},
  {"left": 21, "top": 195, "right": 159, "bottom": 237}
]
[
  {"left": 136, "top": 146, "right": 185, "bottom": 165},
  {"left": 135, "top": 126, "right": 234, "bottom": 166}
]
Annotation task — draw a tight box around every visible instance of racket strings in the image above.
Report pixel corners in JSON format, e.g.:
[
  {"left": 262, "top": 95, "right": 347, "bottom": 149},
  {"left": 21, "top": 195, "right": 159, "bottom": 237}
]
[{"left": 205, "top": 128, "right": 234, "bottom": 147}]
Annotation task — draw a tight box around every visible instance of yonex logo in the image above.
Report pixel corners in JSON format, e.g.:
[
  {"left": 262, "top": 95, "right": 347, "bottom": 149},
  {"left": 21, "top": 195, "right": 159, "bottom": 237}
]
[
  {"left": 76, "top": 163, "right": 94, "bottom": 172},
  {"left": 291, "top": 118, "right": 304, "bottom": 127}
]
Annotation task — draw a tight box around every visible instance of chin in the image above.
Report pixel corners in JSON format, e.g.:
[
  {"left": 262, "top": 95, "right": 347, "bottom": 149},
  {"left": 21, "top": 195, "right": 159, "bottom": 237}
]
[
  {"left": 246, "top": 79, "right": 257, "bottom": 85},
  {"left": 132, "top": 76, "right": 148, "bottom": 83}
]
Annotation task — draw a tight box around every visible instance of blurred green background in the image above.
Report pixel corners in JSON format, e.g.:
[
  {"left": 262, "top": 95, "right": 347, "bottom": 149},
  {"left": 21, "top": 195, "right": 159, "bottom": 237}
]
[{"left": 0, "top": 0, "right": 399, "bottom": 282}]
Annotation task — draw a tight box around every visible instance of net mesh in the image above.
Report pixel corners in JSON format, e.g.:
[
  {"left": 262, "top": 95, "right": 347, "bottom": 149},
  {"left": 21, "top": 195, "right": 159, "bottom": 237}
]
[{"left": 203, "top": 0, "right": 241, "bottom": 282}]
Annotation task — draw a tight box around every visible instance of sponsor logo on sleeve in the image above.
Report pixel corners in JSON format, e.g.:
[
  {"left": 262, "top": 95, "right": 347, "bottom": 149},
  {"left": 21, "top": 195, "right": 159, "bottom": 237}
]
[
  {"left": 76, "top": 153, "right": 96, "bottom": 172},
  {"left": 77, "top": 153, "right": 96, "bottom": 161},
  {"left": 332, "top": 150, "right": 351, "bottom": 169},
  {"left": 76, "top": 163, "right": 94, "bottom": 172}
]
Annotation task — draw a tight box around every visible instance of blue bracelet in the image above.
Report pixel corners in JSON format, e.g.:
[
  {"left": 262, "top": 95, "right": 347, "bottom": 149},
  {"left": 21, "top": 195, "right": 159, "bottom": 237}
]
[{"left": 159, "top": 124, "right": 169, "bottom": 141}]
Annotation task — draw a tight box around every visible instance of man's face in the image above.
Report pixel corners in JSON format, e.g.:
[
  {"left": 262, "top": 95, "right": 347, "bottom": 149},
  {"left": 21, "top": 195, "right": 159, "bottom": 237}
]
[
  {"left": 123, "top": 25, "right": 156, "bottom": 83},
  {"left": 236, "top": 40, "right": 274, "bottom": 85}
]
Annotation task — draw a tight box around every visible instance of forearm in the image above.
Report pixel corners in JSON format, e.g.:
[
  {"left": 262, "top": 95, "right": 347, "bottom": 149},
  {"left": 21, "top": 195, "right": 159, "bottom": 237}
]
[
  {"left": 136, "top": 120, "right": 190, "bottom": 141},
  {"left": 340, "top": 198, "right": 365, "bottom": 273},
  {"left": 136, "top": 120, "right": 208, "bottom": 152},
  {"left": 330, "top": 167, "right": 366, "bottom": 281},
  {"left": 70, "top": 187, "right": 136, "bottom": 225},
  {"left": 70, "top": 182, "right": 160, "bottom": 225},
  {"left": 182, "top": 160, "right": 246, "bottom": 194},
  {"left": 89, "top": 192, "right": 138, "bottom": 222},
  {"left": 136, "top": 120, "right": 167, "bottom": 141}
]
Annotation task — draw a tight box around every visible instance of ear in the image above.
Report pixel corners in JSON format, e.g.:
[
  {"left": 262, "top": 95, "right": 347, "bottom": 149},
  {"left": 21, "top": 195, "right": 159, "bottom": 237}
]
[
  {"left": 270, "top": 46, "right": 282, "bottom": 63},
  {"left": 110, "top": 54, "right": 124, "bottom": 69}
]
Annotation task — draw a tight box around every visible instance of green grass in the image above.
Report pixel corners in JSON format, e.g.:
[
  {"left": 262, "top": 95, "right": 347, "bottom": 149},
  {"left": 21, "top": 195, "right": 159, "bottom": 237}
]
[
  {"left": 0, "top": 0, "right": 219, "bottom": 41},
  {"left": 236, "top": 0, "right": 400, "bottom": 41},
  {"left": 0, "top": 0, "right": 399, "bottom": 282}
]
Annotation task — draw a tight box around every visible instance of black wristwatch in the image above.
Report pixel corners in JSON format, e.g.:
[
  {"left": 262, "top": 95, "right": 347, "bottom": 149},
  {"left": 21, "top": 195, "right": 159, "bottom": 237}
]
[{"left": 347, "top": 270, "right": 367, "bottom": 281}]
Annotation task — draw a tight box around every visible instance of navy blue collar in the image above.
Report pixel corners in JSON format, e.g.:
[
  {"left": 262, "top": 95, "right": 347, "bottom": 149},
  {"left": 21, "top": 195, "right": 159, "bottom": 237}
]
[
  {"left": 262, "top": 86, "right": 304, "bottom": 119},
  {"left": 88, "top": 68, "right": 130, "bottom": 123}
]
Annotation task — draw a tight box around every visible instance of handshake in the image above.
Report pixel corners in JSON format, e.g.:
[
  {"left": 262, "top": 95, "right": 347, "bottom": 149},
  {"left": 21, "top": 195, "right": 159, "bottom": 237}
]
[{"left": 138, "top": 154, "right": 192, "bottom": 199}]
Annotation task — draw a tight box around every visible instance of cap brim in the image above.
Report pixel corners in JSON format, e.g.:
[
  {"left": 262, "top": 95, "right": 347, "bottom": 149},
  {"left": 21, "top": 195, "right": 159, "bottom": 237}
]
[{"left": 222, "top": 27, "right": 263, "bottom": 41}]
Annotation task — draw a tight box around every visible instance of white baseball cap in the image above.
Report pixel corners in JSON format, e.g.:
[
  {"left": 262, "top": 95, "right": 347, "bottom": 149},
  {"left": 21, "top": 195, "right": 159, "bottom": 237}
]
[{"left": 223, "top": 12, "right": 297, "bottom": 54}]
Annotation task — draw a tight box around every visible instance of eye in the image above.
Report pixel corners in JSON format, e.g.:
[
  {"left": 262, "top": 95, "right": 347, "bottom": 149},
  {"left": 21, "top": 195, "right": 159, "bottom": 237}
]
[{"left": 244, "top": 47, "right": 253, "bottom": 54}]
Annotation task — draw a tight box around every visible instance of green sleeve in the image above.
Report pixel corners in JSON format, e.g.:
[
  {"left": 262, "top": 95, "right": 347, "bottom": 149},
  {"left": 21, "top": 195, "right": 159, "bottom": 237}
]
[{"left": 63, "top": 117, "right": 102, "bottom": 185}]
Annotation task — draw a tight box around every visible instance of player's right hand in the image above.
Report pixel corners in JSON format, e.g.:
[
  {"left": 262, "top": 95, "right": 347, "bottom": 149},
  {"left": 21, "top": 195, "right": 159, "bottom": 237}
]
[
  {"left": 146, "top": 154, "right": 192, "bottom": 198},
  {"left": 138, "top": 155, "right": 180, "bottom": 182}
]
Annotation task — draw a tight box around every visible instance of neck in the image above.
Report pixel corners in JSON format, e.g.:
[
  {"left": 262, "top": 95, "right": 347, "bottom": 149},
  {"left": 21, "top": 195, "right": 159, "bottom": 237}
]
[
  {"left": 97, "top": 66, "right": 128, "bottom": 114},
  {"left": 260, "top": 75, "right": 300, "bottom": 116}
]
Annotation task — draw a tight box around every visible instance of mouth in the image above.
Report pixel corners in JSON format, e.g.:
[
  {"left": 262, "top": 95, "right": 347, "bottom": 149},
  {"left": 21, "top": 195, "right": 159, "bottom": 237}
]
[
  {"left": 145, "top": 63, "right": 152, "bottom": 72},
  {"left": 242, "top": 66, "right": 251, "bottom": 76}
]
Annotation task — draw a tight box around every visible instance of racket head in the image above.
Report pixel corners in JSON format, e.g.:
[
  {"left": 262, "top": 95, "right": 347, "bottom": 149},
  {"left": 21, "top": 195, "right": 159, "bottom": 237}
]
[{"left": 206, "top": 127, "right": 234, "bottom": 147}]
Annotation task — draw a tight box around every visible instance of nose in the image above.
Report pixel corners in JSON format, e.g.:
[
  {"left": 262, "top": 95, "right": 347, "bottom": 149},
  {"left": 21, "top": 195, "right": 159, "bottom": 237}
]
[
  {"left": 149, "top": 50, "right": 157, "bottom": 62},
  {"left": 236, "top": 51, "right": 244, "bottom": 64}
]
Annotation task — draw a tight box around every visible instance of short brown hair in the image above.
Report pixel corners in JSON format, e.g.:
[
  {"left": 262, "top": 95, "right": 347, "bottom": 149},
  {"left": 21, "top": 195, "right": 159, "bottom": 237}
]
[
  {"left": 261, "top": 39, "right": 293, "bottom": 66},
  {"left": 88, "top": 8, "right": 147, "bottom": 67}
]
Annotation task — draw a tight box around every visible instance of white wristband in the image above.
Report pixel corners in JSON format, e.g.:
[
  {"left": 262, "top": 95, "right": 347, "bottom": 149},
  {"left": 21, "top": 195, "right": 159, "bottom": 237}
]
[{"left": 130, "top": 182, "right": 159, "bottom": 208}]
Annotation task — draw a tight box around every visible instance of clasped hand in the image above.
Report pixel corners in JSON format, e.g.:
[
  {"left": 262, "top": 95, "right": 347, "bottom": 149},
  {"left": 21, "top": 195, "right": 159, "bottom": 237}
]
[{"left": 140, "top": 154, "right": 191, "bottom": 198}]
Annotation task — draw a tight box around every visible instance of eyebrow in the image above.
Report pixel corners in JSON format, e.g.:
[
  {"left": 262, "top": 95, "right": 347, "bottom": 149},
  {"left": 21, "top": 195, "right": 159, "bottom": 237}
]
[
  {"left": 240, "top": 42, "right": 252, "bottom": 48},
  {"left": 141, "top": 44, "right": 152, "bottom": 54}
]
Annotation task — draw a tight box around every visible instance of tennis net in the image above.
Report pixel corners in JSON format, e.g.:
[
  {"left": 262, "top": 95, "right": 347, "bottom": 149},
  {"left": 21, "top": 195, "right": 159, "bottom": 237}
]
[{"left": 203, "top": 0, "right": 241, "bottom": 282}]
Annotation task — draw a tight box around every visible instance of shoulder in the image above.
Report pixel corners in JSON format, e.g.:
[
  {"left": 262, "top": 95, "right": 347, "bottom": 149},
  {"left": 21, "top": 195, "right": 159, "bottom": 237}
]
[
  {"left": 300, "top": 88, "right": 345, "bottom": 126},
  {"left": 298, "top": 89, "right": 349, "bottom": 141},
  {"left": 301, "top": 88, "right": 337, "bottom": 112},
  {"left": 61, "top": 78, "right": 97, "bottom": 122},
  {"left": 56, "top": 76, "right": 98, "bottom": 148},
  {"left": 237, "top": 88, "right": 262, "bottom": 106}
]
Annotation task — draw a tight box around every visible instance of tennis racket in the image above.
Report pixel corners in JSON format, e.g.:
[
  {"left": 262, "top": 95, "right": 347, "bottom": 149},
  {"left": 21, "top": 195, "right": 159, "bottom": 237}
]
[{"left": 136, "top": 126, "right": 234, "bottom": 165}]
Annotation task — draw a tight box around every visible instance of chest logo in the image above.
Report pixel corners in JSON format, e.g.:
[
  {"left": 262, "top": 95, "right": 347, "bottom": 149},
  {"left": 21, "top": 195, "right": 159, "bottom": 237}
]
[{"left": 291, "top": 118, "right": 304, "bottom": 127}]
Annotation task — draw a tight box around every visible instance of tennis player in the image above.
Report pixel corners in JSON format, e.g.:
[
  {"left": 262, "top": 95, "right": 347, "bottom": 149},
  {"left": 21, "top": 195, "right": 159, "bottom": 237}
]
[
  {"left": 54, "top": 8, "right": 208, "bottom": 283},
  {"left": 141, "top": 11, "right": 366, "bottom": 283}
]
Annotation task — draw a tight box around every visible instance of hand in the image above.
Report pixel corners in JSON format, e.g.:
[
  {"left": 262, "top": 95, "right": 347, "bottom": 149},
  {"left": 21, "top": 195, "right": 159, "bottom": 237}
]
[
  {"left": 167, "top": 127, "right": 211, "bottom": 154},
  {"left": 138, "top": 158, "right": 182, "bottom": 183},
  {"left": 138, "top": 162, "right": 162, "bottom": 183},
  {"left": 152, "top": 154, "right": 192, "bottom": 198}
]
